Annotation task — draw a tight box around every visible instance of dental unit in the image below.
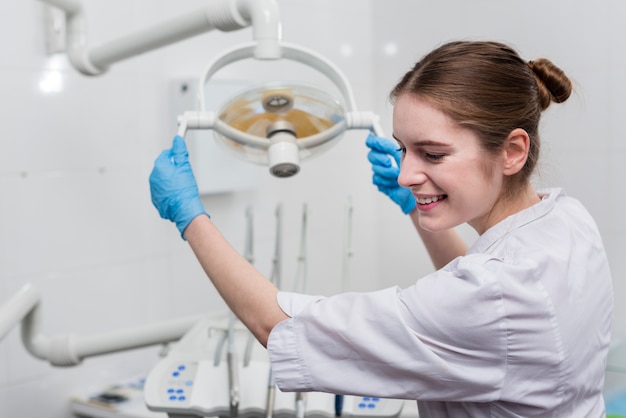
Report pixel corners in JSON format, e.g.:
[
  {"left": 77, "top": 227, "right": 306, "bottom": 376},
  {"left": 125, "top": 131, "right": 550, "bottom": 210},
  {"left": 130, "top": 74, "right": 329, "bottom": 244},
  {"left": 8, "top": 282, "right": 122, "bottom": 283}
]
[{"left": 0, "top": 0, "right": 403, "bottom": 417}]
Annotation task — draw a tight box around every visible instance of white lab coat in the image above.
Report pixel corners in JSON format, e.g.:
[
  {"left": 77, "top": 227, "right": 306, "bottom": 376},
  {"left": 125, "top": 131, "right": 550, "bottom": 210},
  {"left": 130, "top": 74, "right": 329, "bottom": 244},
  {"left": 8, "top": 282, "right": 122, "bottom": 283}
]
[{"left": 267, "top": 189, "right": 613, "bottom": 417}]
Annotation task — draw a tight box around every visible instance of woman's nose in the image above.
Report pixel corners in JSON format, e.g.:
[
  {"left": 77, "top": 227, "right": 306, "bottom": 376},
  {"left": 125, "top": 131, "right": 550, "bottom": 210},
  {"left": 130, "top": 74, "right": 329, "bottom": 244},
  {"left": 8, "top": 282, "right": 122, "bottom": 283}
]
[{"left": 398, "top": 155, "right": 427, "bottom": 188}]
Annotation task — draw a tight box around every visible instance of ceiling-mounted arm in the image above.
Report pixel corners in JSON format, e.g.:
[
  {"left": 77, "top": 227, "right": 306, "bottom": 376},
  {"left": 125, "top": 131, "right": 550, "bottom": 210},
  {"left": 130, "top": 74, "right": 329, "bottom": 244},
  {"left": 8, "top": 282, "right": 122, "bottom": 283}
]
[{"left": 36, "top": 0, "right": 282, "bottom": 76}]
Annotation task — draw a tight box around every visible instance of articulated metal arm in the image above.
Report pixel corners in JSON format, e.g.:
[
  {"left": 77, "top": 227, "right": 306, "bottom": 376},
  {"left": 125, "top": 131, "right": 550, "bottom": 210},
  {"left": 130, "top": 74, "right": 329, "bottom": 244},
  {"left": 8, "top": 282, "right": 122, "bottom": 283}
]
[
  {"left": 1, "top": 283, "right": 205, "bottom": 366},
  {"left": 35, "top": 0, "right": 282, "bottom": 75}
]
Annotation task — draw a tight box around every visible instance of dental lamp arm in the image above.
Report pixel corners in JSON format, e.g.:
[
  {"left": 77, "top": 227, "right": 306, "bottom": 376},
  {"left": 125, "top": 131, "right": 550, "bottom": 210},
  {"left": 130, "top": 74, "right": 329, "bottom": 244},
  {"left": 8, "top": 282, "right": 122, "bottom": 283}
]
[{"left": 36, "top": 0, "right": 282, "bottom": 75}]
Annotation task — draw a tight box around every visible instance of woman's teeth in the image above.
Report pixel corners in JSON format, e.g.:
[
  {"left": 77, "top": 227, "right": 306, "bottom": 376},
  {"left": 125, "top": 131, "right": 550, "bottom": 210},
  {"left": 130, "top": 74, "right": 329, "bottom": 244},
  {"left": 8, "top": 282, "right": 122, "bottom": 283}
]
[{"left": 417, "top": 196, "right": 443, "bottom": 204}]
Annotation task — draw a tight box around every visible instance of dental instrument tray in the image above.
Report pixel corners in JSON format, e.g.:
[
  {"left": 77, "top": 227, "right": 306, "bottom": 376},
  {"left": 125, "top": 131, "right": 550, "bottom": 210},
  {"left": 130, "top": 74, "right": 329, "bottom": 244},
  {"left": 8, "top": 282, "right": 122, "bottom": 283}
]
[{"left": 144, "top": 315, "right": 404, "bottom": 418}]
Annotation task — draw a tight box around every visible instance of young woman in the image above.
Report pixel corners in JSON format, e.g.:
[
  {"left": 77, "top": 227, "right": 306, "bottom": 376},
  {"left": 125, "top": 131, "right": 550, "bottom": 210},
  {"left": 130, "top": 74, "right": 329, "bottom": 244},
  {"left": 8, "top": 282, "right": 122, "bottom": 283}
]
[{"left": 149, "top": 40, "right": 613, "bottom": 417}]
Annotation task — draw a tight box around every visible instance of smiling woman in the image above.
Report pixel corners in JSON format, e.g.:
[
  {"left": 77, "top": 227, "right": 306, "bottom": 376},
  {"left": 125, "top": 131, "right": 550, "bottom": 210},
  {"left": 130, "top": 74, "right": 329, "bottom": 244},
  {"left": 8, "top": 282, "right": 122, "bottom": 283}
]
[
  {"left": 392, "top": 93, "right": 539, "bottom": 235},
  {"left": 149, "top": 40, "right": 613, "bottom": 418},
  {"left": 393, "top": 42, "right": 572, "bottom": 197}
]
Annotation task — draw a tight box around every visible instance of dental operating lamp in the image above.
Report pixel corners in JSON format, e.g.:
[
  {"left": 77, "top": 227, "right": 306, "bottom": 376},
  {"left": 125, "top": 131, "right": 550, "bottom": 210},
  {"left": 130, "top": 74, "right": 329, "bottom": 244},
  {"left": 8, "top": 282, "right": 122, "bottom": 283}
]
[
  {"left": 179, "top": 41, "right": 383, "bottom": 177},
  {"left": 37, "top": 0, "right": 383, "bottom": 177}
]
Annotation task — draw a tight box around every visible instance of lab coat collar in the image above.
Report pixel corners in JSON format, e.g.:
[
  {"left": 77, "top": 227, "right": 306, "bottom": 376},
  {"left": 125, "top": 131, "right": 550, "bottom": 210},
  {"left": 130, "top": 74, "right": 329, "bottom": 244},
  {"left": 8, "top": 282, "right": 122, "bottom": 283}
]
[{"left": 467, "top": 188, "right": 563, "bottom": 255}]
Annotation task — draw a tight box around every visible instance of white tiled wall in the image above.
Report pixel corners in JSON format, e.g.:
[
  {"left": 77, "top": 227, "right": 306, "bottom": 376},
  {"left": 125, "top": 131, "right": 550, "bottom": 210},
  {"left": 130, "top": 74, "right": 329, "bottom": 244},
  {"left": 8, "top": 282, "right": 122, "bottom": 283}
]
[{"left": 1, "top": 0, "right": 625, "bottom": 417}]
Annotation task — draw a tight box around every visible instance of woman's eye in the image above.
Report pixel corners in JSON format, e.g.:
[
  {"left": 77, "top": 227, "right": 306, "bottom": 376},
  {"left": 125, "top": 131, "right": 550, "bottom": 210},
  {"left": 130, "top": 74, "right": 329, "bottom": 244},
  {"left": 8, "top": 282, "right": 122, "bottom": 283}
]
[
  {"left": 396, "top": 146, "right": 406, "bottom": 154},
  {"left": 425, "top": 153, "right": 445, "bottom": 161}
]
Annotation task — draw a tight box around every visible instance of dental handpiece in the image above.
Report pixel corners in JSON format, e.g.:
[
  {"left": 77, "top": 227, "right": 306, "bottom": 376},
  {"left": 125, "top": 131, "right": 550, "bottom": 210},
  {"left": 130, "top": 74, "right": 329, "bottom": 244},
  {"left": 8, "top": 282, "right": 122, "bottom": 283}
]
[
  {"left": 227, "top": 350, "right": 239, "bottom": 418},
  {"left": 227, "top": 313, "right": 239, "bottom": 418},
  {"left": 265, "top": 370, "right": 276, "bottom": 418},
  {"left": 295, "top": 392, "right": 306, "bottom": 418}
]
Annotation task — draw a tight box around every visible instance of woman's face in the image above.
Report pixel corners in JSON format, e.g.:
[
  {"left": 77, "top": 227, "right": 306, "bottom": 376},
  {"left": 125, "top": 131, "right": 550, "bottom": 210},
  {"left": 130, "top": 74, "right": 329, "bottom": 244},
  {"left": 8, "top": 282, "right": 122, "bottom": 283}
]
[{"left": 393, "top": 94, "right": 504, "bottom": 234}]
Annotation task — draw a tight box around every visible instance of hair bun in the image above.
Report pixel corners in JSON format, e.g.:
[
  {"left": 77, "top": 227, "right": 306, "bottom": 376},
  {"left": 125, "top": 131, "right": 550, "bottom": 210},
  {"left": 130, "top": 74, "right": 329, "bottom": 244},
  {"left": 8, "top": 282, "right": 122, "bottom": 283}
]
[{"left": 528, "top": 58, "right": 573, "bottom": 109}]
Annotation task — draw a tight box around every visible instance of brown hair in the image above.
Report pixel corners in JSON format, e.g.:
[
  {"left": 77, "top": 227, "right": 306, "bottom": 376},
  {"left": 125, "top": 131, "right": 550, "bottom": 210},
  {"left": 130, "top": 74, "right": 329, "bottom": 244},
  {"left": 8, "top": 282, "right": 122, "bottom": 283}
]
[{"left": 391, "top": 40, "right": 572, "bottom": 194}]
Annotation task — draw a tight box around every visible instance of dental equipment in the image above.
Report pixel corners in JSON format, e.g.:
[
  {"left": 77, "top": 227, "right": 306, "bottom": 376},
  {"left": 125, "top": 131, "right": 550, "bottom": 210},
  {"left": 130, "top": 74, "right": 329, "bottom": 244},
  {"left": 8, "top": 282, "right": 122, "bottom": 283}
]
[
  {"left": 292, "top": 204, "right": 309, "bottom": 418},
  {"left": 227, "top": 314, "right": 240, "bottom": 418},
  {"left": 264, "top": 204, "right": 283, "bottom": 418},
  {"left": 144, "top": 312, "right": 405, "bottom": 418},
  {"left": 295, "top": 392, "right": 306, "bottom": 418},
  {"left": 0, "top": 206, "right": 403, "bottom": 417},
  {"left": 0, "top": 280, "right": 405, "bottom": 417},
  {"left": 293, "top": 204, "right": 309, "bottom": 294},
  {"left": 334, "top": 197, "right": 354, "bottom": 417},
  {"left": 0, "top": 283, "right": 206, "bottom": 366},
  {"left": 227, "top": 206, "right": 258, "bottom": 418},
  {"left": 226, "top": 207, "right": 256, "bottom": 418},
  {"left": 270, "top": 204, "right": 283, "bottom": 289},
  {"left": 265, "top": 365, "right": 277, "bottom": 418},
  {"left": 342, "top": 197, "right": 354, "bottom": 293},
  {"left": 244, "top": 206, "right": 255, "bottom": 266},
  {"left": 178, "top": 43, "right": 384, "bottom": 177},
  {"left": 242, "top": 207, "right": 257, "bottom": 368},
  {"left": 142, "top": 206, "right": 405, "bottom": 418},
  {"left": 36, "top": 0, "right": 283, "bottom": 74},
  {"left": 36, "top": 0, "right": 384, "bottom": 177},
  {"left": 144, "top": 205, "right": 403, "bottom": 418},
  {"left": 2, "top": 2, "right": 398, "bottom": 415}
]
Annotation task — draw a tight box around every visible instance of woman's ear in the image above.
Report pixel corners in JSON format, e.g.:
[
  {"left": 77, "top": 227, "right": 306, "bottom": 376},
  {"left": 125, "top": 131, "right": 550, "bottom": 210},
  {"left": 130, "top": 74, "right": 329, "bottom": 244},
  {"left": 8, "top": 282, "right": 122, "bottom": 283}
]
[{"left": 502, "top": 128, "right": 530, "bottom": 176}]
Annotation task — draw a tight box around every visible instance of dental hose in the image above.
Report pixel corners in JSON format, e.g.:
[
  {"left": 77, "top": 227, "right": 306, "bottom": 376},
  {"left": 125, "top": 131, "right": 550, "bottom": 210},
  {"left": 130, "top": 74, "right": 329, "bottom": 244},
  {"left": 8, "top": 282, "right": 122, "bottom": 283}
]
[
  {"left": 226, "top": 206, "right": 257, "bottom": 418},
  {"left": 265, "top": 371, "right": 276, "bottom": 418},
  {"left": 227, "top": 313, "right": 239, "bottom": 418},
  {"left": 293, "top": 204, "right": 309, "bottom": 417},
  {"left": 264, "top": 204, "right": 283, "bottom": 418},
  {"left": 335, "top": 197, "right": 354, "bottom": 416},
  {"left": 295, "top": 392, "right": 306, "bottom": 418}
]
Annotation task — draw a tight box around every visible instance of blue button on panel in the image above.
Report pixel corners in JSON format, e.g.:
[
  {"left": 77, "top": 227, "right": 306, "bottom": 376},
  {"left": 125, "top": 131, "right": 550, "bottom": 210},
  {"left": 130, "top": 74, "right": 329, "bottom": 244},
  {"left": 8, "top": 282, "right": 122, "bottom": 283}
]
[
  {"left": 164, "top": 362, "right": 196, "bottom": 403},
  {"left": 359, "top": 396, "right": 379, "bottom": 410}
]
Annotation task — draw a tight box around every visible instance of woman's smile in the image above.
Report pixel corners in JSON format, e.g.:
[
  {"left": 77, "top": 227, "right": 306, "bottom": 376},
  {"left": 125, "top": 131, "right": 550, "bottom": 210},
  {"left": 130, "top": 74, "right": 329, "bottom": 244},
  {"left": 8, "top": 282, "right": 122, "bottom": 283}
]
[{"left": 415, "top": 194, "right": 447, "bottom": 210}]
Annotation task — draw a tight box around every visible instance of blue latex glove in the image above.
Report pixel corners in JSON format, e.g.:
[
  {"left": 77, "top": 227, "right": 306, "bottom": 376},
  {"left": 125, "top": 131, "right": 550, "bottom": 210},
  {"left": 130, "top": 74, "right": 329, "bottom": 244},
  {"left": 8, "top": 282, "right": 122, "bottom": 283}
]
[
  {"left": 149, "top": 135, "right": 209, "bottom": 239},
  {"left": 366, "top": 133, "right": 416, "bottom": 214}
]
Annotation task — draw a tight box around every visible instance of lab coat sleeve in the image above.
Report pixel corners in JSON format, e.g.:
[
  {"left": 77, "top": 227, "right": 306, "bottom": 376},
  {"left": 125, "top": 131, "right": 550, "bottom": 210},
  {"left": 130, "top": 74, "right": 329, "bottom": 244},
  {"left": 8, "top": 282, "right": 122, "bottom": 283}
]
[{"left": 267, "top": 255, "right": 508, "bottom": 401}]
